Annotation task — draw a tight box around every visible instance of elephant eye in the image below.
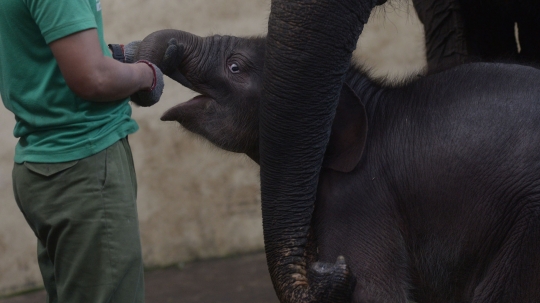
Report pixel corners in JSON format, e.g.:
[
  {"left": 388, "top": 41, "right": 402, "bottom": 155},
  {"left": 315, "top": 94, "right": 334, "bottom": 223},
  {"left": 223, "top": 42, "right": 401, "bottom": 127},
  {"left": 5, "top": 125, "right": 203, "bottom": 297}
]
[{"left": 229, "top": 63, "right": 240, "bottom": 73}]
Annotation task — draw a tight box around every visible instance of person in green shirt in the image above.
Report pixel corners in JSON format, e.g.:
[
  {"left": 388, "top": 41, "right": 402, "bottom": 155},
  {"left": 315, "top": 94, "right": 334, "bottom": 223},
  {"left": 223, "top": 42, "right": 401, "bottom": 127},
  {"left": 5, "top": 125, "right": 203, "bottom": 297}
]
[{"left": 0, "top": 0, "right": 177, "bottom": 302}]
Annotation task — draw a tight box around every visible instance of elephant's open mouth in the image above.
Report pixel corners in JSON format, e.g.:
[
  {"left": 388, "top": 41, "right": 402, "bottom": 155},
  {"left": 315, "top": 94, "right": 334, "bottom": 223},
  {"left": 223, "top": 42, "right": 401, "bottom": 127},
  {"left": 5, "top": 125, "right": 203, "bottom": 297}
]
[{"left": 160, "top": 95, "right": 215, "bottom": 122}]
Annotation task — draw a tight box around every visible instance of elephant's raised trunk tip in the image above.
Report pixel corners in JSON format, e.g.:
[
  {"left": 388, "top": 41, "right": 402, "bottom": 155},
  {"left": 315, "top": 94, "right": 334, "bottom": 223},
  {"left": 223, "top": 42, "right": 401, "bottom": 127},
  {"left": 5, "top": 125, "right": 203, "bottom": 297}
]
[{"left": 136, "top": 29, "right": 203, "bottom": 73}]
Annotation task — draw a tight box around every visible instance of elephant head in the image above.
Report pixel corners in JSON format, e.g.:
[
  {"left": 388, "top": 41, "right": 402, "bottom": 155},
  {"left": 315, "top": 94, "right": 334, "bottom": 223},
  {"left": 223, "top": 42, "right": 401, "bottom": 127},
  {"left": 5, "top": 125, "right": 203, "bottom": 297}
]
[
  {"left": 133, "top": 30, "right": 265, "bottom": 162},
  {"left": 159, "top": 34, "right": 367, "bottom": 175}
]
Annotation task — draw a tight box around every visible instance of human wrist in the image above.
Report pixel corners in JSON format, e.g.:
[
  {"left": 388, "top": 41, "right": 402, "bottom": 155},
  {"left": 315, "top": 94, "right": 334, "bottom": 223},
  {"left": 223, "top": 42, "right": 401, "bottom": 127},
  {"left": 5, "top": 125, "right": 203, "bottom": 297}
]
[
  {"left": 136, "top": 60, "right": 156, "bottom": 91},
  {"left": 130, "top": 61, "right": 164, "bottom": 107}
]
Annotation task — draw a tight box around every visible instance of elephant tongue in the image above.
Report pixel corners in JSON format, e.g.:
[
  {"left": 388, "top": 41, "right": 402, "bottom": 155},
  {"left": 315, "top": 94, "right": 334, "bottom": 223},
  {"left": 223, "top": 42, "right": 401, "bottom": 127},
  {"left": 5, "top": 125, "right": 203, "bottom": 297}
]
[{"left": 160, "top": 95, "right": 213, "bottom": 121}]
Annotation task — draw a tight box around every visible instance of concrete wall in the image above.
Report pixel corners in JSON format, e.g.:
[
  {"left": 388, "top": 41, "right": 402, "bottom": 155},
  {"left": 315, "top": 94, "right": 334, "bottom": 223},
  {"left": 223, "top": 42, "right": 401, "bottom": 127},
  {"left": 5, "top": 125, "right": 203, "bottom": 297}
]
[{"left": 0, "top": 0, "right": 426, "bottom": 296}]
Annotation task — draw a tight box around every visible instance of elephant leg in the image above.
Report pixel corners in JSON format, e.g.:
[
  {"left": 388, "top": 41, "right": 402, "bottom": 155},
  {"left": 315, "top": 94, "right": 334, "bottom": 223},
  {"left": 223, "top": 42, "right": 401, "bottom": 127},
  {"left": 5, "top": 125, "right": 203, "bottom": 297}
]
[
  {"left": 315, "top": 221, "right": 409, "bottom": 303},
  {"left": 460, "top": 2, "right": 518, "bottom": 63},
  {"left": 414, "top": 0, "right": 520, "bottom": 73},
  {"left": 313, "top": 182, "right": 410, "bottom": 303},
  {"left": 348, "top": 230, "right": 409, "bottom": 303},
  {"left": 471, "top": 208, "right": 540, "bottom": 303},
  {"left": 515, "top": 19, "right": 540, "bottom": 63},
  {"left": 515, "top": 0, "right": 540, "bottom": 63},
  {"left": 413, "top": 0, "right": 469, "bottom": 73}
]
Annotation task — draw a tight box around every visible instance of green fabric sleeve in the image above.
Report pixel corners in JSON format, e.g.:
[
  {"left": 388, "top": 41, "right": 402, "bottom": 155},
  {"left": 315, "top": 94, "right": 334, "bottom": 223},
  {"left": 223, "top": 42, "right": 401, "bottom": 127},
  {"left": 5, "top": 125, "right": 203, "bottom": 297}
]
[{"left": 24, "top": 0, "right": 98, "bottom": 44}]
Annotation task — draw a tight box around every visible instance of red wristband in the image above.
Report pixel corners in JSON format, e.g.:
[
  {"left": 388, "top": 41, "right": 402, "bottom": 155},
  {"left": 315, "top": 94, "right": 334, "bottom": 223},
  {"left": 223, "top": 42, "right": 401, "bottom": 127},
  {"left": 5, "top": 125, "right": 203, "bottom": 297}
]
[{"left": 136, "top": 60, "right": 157, "bottom": 91}]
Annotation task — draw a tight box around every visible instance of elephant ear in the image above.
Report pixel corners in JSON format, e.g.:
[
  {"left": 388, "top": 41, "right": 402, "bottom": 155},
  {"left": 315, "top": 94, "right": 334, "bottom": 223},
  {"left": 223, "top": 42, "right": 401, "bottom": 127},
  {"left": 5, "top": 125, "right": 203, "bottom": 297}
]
[{"left": 322, "top": 83, "right": 368, "bottom": 173}]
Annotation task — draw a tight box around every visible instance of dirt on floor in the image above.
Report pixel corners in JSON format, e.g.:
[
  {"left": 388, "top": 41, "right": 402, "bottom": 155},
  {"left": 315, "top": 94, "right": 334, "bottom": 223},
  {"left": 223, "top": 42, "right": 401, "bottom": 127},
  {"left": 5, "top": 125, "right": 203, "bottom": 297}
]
[{"left": 0, "top": 253, "right": 278, "bottom": 303}]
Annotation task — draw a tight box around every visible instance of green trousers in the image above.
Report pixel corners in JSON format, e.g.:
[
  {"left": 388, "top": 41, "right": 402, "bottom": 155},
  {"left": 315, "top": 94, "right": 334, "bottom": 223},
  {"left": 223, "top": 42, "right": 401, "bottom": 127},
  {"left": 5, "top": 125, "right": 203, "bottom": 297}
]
[{"left": 12, "top": 138, "right": 144, "bottom": 303}]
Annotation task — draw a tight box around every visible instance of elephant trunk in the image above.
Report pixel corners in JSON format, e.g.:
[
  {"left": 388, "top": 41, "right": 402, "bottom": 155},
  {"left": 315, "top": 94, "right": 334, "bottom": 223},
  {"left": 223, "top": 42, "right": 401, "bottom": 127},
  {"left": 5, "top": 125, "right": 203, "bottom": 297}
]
[
  {"left": 260, "top": 0, "right": 379, "bottom": 302},
  {"left": 135, "top": 29, "right": 205, "bottom": 88}
]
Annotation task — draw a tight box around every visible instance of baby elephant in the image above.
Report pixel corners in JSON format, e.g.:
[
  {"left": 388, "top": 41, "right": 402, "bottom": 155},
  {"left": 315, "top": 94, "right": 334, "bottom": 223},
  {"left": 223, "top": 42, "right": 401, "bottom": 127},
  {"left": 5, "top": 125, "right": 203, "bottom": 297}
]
[{"left": 144, "top": 30, "right": 540, "bottom": 303}]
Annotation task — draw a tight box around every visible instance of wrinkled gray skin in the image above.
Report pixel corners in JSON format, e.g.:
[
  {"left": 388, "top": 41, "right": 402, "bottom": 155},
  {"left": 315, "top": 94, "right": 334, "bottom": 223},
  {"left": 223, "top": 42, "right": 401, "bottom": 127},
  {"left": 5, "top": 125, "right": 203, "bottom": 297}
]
[{"left": 139, "top": 31, "right": 540, "bottom": 302}]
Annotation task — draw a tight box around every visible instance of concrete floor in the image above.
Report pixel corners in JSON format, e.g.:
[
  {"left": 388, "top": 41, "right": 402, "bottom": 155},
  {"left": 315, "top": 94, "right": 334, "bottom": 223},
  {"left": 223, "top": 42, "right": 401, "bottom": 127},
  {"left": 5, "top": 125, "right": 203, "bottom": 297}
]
[{"left": 0, "top": 253, "right": 278, "bottom": 303}]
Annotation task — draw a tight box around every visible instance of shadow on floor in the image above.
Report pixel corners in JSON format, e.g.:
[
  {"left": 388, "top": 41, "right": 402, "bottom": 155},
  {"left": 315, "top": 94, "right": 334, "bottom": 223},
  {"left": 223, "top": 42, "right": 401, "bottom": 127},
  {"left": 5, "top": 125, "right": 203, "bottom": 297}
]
[{"left": 0, "top": 252, "right": 278, "bottom": 303}]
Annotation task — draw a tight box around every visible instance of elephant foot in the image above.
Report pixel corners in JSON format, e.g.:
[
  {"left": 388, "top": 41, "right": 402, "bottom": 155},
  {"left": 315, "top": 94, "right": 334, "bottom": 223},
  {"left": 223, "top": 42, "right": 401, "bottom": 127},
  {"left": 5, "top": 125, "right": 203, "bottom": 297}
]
[{"left": 307, "top": 256, "right": 356, "bottom": 303}]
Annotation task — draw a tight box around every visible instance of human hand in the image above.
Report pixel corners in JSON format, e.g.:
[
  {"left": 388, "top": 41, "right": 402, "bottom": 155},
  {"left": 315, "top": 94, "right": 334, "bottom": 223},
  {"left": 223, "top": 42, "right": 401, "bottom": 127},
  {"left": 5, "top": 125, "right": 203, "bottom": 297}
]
[
  {"left": 112, "top": 38, "right": 190, "bottom": 85},
  {"left": 109, "top": 38, "right": 187, "bottom": 106},
  {"left": 130, "top": 60, "right": 164, "bottom": 107},
  {"left": 108, "top": 41, "right": 141, "bottom": 63}
]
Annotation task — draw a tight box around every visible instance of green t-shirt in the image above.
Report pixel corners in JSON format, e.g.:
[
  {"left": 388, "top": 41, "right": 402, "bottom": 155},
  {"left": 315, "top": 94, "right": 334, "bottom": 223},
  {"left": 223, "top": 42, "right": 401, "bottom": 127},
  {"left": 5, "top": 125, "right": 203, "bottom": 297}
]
[{"left": 0, "top": 0, "right": 139, "bottom": 163}]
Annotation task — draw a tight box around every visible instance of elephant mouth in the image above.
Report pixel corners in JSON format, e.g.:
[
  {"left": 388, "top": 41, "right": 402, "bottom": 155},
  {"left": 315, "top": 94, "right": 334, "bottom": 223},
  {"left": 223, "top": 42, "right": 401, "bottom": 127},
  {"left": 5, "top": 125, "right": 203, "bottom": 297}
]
[{"left": 160, "top": 95, "right": 215, "bottom": 121}]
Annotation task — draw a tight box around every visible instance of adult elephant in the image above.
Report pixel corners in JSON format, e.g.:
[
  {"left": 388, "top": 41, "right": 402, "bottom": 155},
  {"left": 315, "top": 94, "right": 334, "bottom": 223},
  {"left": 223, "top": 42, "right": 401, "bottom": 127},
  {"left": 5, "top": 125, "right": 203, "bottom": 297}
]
[{"left": 413, "top": 0, "right": 540, "bottom": 72}]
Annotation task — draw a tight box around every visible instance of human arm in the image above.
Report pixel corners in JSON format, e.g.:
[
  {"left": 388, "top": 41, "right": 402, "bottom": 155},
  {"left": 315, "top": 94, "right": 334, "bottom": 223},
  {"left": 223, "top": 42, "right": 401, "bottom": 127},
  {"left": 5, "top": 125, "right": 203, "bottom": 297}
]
[{"left": 49, "top": 28, "right": 159, "bottom": 103}]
